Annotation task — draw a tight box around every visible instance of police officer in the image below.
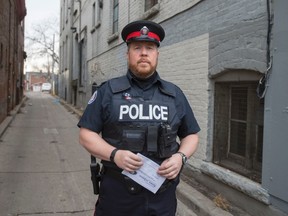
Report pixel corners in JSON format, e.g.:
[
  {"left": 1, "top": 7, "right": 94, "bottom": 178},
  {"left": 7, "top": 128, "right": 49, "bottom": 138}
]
[{"left": 78, "top": 20, "right": 200, "bottom": 216}]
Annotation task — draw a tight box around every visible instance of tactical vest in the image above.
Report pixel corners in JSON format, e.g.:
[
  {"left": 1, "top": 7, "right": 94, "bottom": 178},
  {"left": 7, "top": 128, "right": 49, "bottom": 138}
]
[{"left": 101, "top": 75, "right": 181, "bottom": 167}]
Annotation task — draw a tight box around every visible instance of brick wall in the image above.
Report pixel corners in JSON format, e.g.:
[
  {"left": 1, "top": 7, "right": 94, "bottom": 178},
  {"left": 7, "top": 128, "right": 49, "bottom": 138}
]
[
  {"left": 0, "top": 0, "right": 26, "bottom": 123},
  {"left": 158, "top": 34, "right": 209, "bottom": 160},
  {"left": 0, "top": 0, "right": 11, "bottom": 122}
]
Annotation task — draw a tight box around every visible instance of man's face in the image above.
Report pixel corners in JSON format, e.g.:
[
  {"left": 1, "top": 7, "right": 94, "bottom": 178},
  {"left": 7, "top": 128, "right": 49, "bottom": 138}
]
[{"left": 127, "top": 41, "right": 159, "bottom": 79}]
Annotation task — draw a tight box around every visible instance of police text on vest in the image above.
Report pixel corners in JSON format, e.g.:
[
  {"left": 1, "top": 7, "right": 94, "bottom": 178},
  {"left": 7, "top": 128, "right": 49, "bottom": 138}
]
[{"left": 119, "top": 104, "right": 168, "bottom": 120}]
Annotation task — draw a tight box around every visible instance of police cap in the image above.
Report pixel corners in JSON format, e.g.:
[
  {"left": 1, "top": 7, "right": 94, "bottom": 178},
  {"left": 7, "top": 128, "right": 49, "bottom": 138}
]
[{"left": 121, "top": 20, "right": 165, "bottom": 46}]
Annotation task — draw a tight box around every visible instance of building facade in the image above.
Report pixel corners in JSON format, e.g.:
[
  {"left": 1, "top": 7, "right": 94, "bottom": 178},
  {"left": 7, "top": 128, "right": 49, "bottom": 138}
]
[
  {"left": 59, "top": 0, "right": 288, "bottom": 215},
  {"left": 24, "top": 71, "right": 50, "bottom": 92},
  {"left": 0, "top": 0, "right": 27, "bottom": 124}
]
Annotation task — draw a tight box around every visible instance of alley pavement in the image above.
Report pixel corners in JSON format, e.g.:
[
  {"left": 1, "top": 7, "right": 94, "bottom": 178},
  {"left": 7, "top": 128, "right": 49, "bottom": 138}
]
[
  {"left": 0, "top": 91, "right": 234, "bottom": 216},
  {"left": 0, "top": 92, "right": 95, "bottom": 215}
]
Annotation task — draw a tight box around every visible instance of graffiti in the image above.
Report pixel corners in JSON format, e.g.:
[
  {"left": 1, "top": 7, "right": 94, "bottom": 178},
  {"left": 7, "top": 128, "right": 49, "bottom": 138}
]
[{"left": 90, "top": 62, "right": 105, "bottom": 80}]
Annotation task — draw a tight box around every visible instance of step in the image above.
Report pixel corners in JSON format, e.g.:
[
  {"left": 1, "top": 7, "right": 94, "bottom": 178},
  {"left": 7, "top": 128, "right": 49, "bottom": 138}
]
[
  {"left": 177, "top": 198, "right": 198, "bottom": 216},
  {"left": 176, "top": 180, "right": 233, "bottom": 216}
]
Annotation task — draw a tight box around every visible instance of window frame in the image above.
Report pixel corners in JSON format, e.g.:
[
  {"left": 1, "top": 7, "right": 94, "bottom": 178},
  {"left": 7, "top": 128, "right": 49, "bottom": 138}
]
[
  {"left": 213, "top": 80, "right": 264, "bottom": 183},
  {"left": 112, "top": 0, "right": 119, "bottom": 34}
]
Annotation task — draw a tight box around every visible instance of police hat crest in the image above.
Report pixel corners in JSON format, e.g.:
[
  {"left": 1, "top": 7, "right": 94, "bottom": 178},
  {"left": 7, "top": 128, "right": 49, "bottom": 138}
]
[{"left": 121, "top": 20, "right": 165, "bottom": 46}]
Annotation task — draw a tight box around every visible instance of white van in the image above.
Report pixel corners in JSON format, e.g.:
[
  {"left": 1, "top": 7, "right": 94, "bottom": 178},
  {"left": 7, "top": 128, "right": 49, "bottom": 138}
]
[{"left": 42, "top": 83, "right": 52, "bottom": 92}]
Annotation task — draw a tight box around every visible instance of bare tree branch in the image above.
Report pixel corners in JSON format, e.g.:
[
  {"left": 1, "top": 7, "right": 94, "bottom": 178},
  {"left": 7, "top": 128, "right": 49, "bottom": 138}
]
[{"left": 25, "top": 17, "right": 59, "bottom": 71}]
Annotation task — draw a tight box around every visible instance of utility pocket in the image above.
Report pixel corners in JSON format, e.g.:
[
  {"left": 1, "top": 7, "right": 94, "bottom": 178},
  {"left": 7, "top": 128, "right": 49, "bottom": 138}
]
[
  {"left": 124, "top": 176, "right": 143, "bottom": 194},
  {"left": 122, "top": 129, "right": 146, "bottom": 152},
  {"left": 158, "top": 123, "right": 177, "bottom": 158}
]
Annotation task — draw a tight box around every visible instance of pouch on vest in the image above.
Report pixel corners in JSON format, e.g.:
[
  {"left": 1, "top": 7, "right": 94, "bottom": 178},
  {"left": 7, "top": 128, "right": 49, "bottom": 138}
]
[
  {"left": 122, "top": 129, "right": 146, "bottom": 152},
  {"left": 158, "top": 123, "right": 177, "bottom": 158}
]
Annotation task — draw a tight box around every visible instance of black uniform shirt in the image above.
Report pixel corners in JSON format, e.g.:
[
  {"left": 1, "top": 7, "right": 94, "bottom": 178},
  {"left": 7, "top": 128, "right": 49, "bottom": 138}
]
[{"left": 77, "top": 71, "right": 200, "bottom": 138}]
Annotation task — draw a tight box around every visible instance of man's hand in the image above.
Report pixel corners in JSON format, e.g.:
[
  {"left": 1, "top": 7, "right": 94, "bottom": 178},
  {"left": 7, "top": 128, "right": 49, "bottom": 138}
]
[
  {"left": 157, "top": 153, "right": 183, "bottom": 179},
  {"left": 114, "top": 150, "right": 143, "bottom": 172}
]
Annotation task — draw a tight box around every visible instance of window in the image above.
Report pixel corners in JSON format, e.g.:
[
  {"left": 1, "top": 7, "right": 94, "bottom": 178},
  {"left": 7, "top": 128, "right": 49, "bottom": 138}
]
[
  {"left": 145, "top": 0, "right": 158, "bottom": 11},
  {"left": 213, "top": 81, "right": 264, "bottom": 183},
  {"left": 92, "top": 0, "right": 102, "bottom": 32},
  {"left": 79, "top": 38, "right": 87, "bottom": 86},
  {"left": 112, "top": 0, "right": 119, "bottom": 34},
  {"left": 97, "top": 0, "right": 102, "bottom": 24},
  {"left": 65, "top": 0, "right": 69, "bottom": 23},
  {"left": 230, "top": 87, "right": 248, "bottom": 156}
]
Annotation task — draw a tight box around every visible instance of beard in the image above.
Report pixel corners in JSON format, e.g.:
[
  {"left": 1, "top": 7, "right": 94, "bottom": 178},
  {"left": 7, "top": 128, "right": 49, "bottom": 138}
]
[{"left": 128, "top": 59, "right": 158, "bottom": 79}]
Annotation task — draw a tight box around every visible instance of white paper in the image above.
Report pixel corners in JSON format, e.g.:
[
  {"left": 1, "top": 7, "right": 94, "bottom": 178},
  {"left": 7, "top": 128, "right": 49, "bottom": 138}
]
[{"left": 122, "top": 153, "right": 166, "bottom": 194}]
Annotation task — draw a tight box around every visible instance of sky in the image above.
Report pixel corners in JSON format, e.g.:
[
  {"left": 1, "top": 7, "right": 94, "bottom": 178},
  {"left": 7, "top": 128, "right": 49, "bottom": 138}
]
[
  {"left": 25, "top": 0, "right": 60, "bottom": 35},
  {"left": 24, "top": 0, "right": 60, "bottom": 72}
]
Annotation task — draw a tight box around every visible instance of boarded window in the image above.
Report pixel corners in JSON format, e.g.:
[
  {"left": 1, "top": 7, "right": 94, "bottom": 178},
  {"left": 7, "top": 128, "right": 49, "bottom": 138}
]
[
  {"left": 230, "top": 87, "right": 248, "bottom": 156},
  {"left": 213, "top": 82, "right": 264, "bottom": 183}
]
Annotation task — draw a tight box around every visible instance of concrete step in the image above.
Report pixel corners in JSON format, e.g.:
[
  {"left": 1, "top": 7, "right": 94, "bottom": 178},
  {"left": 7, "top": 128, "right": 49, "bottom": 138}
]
[
  {"left": 177, "top": 180, "right": 233, "bottom": 216},
  {"left": 177, "top": 198, "right": 198, "bottom": 216},
  {"left": 177, "top": 166, "right": 256, "bottom": 216}
]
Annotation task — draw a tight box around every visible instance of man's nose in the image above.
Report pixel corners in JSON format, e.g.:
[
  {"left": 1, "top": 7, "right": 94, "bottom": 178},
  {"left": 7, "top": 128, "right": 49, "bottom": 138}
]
[{"left": 140, "top": 47, "right": 148, "bottom": 55}]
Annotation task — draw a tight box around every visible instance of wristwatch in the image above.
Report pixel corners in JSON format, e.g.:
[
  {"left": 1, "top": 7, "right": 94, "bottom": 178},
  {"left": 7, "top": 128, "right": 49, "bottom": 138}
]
[{"left": 176, "top": 152, "right": 188, "bottom": 165}]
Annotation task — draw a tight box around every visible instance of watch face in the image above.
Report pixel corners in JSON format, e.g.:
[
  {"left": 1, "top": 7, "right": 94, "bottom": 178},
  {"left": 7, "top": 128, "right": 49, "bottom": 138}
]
[
  {"left": 177, "top": 152, "right": 187, "bottom": 165},
  {"left": 183, "top": 156, "right": 187, "bottom": 164}
]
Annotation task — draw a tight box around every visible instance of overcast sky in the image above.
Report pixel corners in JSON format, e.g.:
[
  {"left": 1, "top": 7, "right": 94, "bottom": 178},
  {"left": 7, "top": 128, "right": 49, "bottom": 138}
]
[
  {"left": 24, "top": 0, "right": 60, "bottom": 72},
  {"left": 25, "top": 0, "right": 60, "bottom": 34}
]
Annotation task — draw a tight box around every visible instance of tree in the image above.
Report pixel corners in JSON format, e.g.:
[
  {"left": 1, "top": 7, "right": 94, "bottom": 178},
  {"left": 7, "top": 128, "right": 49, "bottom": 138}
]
[{"left": 25, "top": 17, "right": 59, "bottom": 74}]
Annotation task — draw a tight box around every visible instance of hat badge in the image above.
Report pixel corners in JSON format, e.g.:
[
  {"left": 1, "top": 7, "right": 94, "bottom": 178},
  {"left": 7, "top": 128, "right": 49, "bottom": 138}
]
[{"left": 140, "top": 26, "right": 149, "bottom": 36}]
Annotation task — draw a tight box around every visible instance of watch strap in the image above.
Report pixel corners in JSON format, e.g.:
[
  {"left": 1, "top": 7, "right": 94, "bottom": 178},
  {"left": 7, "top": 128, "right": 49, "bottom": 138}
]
[
  {"left": 110, "top": 148, "right": 119, "bottom": 162},
  {"left": 176, "top": 151, "right": 187, "bottom": 165}
]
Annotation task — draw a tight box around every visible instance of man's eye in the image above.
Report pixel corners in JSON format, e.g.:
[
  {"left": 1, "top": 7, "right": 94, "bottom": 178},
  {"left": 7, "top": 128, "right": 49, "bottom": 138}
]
[{"left": 147, "top": 46, "right": 156, "bottom": 50}]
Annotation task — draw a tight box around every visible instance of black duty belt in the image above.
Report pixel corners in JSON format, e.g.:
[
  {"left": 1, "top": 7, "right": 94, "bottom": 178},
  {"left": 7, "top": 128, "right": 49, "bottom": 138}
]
[{"left": 103, "top": 167, "right": 176, "bottom": 194}]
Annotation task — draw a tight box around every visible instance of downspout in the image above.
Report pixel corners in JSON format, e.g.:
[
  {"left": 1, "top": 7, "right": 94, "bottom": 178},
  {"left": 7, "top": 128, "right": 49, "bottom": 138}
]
[{"left": 256, "top": 0, "right": 273, "bottom": 99}]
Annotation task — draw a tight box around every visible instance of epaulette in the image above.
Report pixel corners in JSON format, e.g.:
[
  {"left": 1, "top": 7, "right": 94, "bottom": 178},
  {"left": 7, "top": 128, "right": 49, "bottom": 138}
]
[
  {"left": 109, "top": 75, "right": 131, "bottom": 93},
  {"left": 158, "top": 79, "right": 176, "bottom": 97},
  {"left": 99, "top": 81, "right": 107, "bottom": 87}
]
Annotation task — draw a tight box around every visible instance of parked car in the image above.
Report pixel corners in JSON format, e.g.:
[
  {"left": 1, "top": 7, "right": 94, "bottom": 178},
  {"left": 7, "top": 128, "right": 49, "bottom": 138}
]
[{"left": 42, "top": 83, "right": 52, "bottom": 92}]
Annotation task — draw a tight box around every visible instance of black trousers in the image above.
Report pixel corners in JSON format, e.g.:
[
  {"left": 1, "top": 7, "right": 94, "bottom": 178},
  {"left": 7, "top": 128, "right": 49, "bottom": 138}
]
[{"left": 94, "top": 174, "right": 178, "bottom": 216}]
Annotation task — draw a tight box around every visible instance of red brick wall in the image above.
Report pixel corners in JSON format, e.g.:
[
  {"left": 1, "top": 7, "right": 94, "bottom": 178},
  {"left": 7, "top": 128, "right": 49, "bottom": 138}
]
[{"left": 0, "top": 0, "right": 26, "bottom": 123}]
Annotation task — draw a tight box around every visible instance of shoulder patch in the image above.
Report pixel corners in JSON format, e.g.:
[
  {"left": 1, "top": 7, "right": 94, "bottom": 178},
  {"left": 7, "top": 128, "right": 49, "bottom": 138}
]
[{"left": 88, "top": 91, "right": 98, "bottom": 104}]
